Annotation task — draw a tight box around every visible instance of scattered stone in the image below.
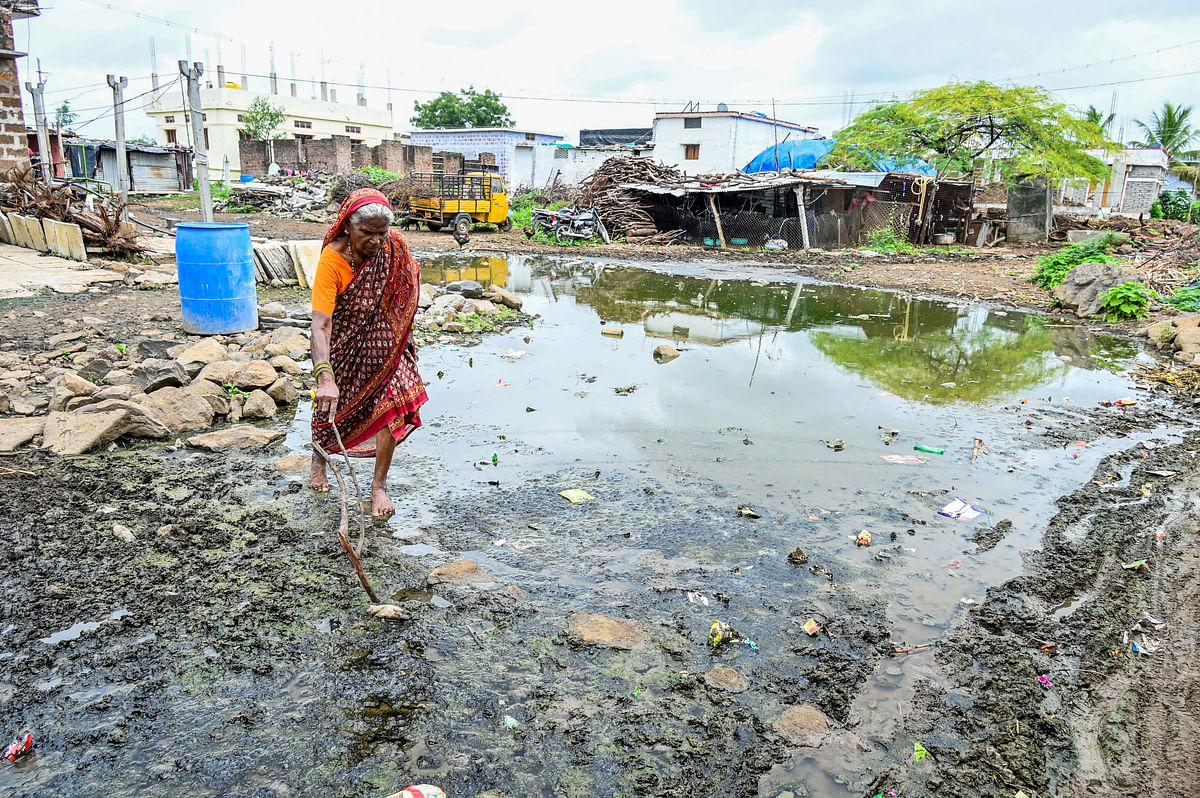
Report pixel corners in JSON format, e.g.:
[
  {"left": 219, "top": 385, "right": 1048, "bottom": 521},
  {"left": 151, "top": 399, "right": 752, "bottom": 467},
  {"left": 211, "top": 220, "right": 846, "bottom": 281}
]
[
  {"left": 704, "top": 665, "right": 750, "bottom": 693},
  {"left": 235, "top": 360, "right": 278, "bottom": 389},
  {"left": 228, "top": 394, "right": 244, "bottom": 423},
  {"left": 94, "top": 384, "right": 141, "bottom": 402},
  {"left": 242, "top": 389, "right": 277, "bottom": 419},
  {"left": 78, "top": 352, "right": 117, "bottom": 382},
  {"left": 269, "top": 355, "right": 304, "bottom": 375},
  {"left": 176, "top": 338, "right": 229, "bottom": 366},
  {"left": 566, "top": 612, "right": 644, "bottom": 650},
  {"left": 433, "top": 293, "right": 468, "bottom": 312},
  {"left": 59, "top": 371, "right": 100, "bottom": 397},
  {"left": 142, "top": 387, "right": 216, "bottom": 432},
  {"left": 185, "top": 378, "right": 229, "bottom": 415},
  {"left": 46, "top": 329, "right": 91, "bottom": 347},
  {"left": 787, "top": 547, "right": 809, "bottom": 564},
  {"left": 469, "top": 299, "right": 499, "bottom": 316},
  {"left": 259, "top": 301, "right": 287, "bottom": 319},
  {"left": 0, "top": 417, "right": 44, "bottom": 452},
  {"left": 101, "top": 369, "right": 139, "bottom": 387},
  {"left": 418, "top": 285, "right": 435, "bottom": 309},
  {"left": 135, "top": 269, "right": 179, "bottom": 289},
  {"left": 155, "top": 524, "right": 187, "bottom": 538},
  {"left": 773, "top": 705, "right": 831, "bottom": 747},
  {"left": 132, "top": 358, "right": 189, "bottom": 391},
  {"left": 445, "top": 279, "right": 483, "bottom": 298},
  {"left": 64, "top": 395, "right": 100, "bottom": 411},
  {"left": 613, "top": 384, "right": 637, "bottom": 396},
  {"left": 266, "top": 377, "right": 298, "bottom": 405},
  {"left": 483, "top": 285, "right": 522, "bottom": 310},
  {"left": 42, "top": 409, "right": 132, "bottom": 455},
  {"left": 0, "top": 391, "right": 9, "bottom": 413},
  {"left": 75, "top": 400, "right": 171, "bottom": 438},
  {"left": 367, "top": 604, "right": 411, "bottom": 621},
  {"left": 274, "top": 454, "right": 310, "bottom": 474},
  {"left": 136, "top": 339, "right": 178, "bottom": 360},
  {"left": 112, "top": 523, "right": 136, "bottom": 543},
  {"left": 186, "top": 425, "right": 284, "bottom": 451},
  {"left": 1051, "top": 262, "right": 1143, "bottom": 318},
  {"left": 196, "top": 361, "right": 242, "bottom": 385},
  {"left": 653, "top": 344, "right": 680, "bottom": 363},
  {"left": 443, "top": 321, "right": 466, "bottom": 333},
  {"left": 427, "top": 559, "right": 493, "bottom": 586}
]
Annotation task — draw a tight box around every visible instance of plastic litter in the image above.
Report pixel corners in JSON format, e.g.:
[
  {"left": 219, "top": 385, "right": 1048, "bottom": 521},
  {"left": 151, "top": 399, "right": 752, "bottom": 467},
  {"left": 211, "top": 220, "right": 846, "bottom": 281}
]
[
  {"left": 391, "top": 786, "right": 447, "bottom": 798},
  {"left": 501, "top": 348, "right": 528, "bottom": 360},
  {"left": 878, "top": 426, "right": 900, "bottom": 444},
  {"left": 708, "top": 620, "right": 741, "bottom": 649},
  {"left": 494, "top": 378, "right": 509, "bottom": 387},
  {"left": 686, "top": 591, "right": 712, "bottom": 607},
  {"left": 912, "top": 742, "right": 931, "bottom": 762},
  {"left": 1122, "top": 559, "right": 1148, "bottom": 570},
  {"left": 938, "top": 498, "right": 982, "bottom": 520},
  {"left": 856, "top": 530, "right": 872, "bottom": 547},
  {"left": 1036, "top": 674, "right": 1053, "bottom": 689},
  {"left": 881, "top": 454, "right": 924, "bottom": 465},
  {"left": 600, "top": 327, "right": 624, "bottom": 338},
  {"left": 823, "top": 438, "right": 846, "bottom": 451},
  {"left": 737, "top": 504, "right": 761, "bottom": 519},
  {"left": 4, "top": 733, "right": 32, "bottom": 762},
  {"left": 559, "top": 489, "right": 595, "bottom": 503},
  {"left": 802, "top": 618, "right": 821, "bottom": 636},
  {"left": 913, "top": 445, "right": 945, "bottom": 455}
]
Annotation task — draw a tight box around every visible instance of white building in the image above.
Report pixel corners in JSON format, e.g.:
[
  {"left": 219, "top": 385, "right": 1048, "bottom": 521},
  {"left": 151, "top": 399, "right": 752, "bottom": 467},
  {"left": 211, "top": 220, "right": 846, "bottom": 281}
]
[
  {"left": 516, "top": 142, "right": 655, "bottom": 190},
  {"left": 143, "top": 75, "right": 395, "bottom": 177},
  {"left": 409, "top": 128, "right": 564, "bottom": 189},
  {"left": 1060, "top": 148, "right": 1171, "bottom": 214},
  {"left": 652, "top": 111, "right": 819, "bottom": 175}
]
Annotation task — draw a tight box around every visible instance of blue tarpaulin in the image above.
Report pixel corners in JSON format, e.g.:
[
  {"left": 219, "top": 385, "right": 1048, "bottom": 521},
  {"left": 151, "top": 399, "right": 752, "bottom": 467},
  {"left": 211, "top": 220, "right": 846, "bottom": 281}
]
[{"left": 743, "top": 140, "right": 937, "bottom": 176}]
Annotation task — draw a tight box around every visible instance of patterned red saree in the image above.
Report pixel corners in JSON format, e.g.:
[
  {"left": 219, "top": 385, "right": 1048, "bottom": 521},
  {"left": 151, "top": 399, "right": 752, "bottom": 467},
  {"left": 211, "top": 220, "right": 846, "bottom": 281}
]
[{"left": 311, "top": 188, "right": 428, "bottom": 457}]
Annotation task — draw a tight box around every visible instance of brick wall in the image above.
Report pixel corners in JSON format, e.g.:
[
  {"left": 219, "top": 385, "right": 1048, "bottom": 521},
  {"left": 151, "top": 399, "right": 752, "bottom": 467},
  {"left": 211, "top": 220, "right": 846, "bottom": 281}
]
[
  {"left": 477, "top": 152, "right": 496, "bottom": 166},
  {"left": 437, "top": 151, "right": 464, "bottom": 175},
  {"left": 304, "top": 135, "right": 352, "bottom": 173},
  {"left": 0, "top": 12, "right": 30, "bottom": 174},
  {"left": 240, "top": 137, "right": 444, "bottom": 177},
  {"left": 350, "top": 142, "right": 371, "bottom": 169},
  {"left": 1123, "top": 165, "right": 1166, "bottom": 214}
]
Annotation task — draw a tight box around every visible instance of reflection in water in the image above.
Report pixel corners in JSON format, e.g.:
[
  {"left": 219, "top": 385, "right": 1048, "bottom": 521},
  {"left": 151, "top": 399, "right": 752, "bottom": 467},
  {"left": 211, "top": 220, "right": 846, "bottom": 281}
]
[
  {"left": 419, "top": 255, "right": 508, "bottom": 288},
  {"left": 810, "top": 314, "right": 1068, "bottom": 404}
]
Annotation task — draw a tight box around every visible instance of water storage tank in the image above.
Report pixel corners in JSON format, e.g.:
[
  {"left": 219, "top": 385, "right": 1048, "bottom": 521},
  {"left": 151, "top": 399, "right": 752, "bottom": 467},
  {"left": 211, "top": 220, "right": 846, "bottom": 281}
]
[{"left": 174, "top": 222, "right": 258, "bottom": 334}]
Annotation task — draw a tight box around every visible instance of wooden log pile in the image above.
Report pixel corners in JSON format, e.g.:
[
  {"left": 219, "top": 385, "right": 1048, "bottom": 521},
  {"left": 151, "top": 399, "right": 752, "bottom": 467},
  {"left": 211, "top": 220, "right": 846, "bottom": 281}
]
[
  {"left": 577, "top": 156, "right": 686, "bottom": 243},
  {"left": 0, "top": 167, "right": 143, "bottom": 256},
  {"left": 252, "top": 241, "right": 300, "bottom": 284}
]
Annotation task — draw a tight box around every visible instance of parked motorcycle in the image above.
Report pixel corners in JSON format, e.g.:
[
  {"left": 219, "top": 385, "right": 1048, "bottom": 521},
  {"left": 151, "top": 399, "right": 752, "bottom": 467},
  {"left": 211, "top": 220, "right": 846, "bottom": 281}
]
[{"left": 524, "top": 206, "right": 611, "bottom": 244}]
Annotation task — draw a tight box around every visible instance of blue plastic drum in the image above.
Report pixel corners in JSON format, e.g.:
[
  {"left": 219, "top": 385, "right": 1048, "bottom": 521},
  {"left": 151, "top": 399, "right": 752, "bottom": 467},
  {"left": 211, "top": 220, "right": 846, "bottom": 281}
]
[{"left": 174, "top": 222, "right": 258, "bottom": 334}]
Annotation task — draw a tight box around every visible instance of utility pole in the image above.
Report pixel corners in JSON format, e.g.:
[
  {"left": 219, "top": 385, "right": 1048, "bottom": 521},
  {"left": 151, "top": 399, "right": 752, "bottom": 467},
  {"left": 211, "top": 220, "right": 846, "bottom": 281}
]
[
  {"left": 107, "top": 75, "right": 130, "bottom": 216},
  {"left": 180, "top": 60, "right": 213, "bottom": 222},
  {"left": 25, "top": 63, "right": 51, "bottom": 185}
]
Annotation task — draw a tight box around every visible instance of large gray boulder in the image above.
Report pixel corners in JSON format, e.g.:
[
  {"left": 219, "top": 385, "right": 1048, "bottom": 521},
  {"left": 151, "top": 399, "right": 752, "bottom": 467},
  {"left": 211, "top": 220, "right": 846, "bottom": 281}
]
[
  {"left": 1052, "top": 262, "right": 1143, "bottom": 318},
  {"left": 42, "top": 410, "right": 132, "bottom": 455},
  {"left": 142, "top": 386, "right": 216, "bottom": 432},
  {"left": 132, "top": 358, "right": 189, "bottom": 391}
]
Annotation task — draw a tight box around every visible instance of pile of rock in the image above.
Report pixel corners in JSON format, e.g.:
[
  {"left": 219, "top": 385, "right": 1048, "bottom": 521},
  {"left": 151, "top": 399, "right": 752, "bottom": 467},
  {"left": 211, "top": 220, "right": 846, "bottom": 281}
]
[
  {"left": 0, "top": 322, "right": 312, "bottom": 455},
  {"left": 1135, "top": 313, "right": 1200, "bottom": 365},
  {"left": 412, "top": 279, "right": 525, "bottom": 343}
]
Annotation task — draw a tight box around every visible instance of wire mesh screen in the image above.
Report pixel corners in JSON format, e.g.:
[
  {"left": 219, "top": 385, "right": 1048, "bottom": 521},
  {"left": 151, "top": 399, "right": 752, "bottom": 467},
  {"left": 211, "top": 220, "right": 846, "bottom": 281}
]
[{"left": 860, "top": 201, "right": 913, "bottom": 241}]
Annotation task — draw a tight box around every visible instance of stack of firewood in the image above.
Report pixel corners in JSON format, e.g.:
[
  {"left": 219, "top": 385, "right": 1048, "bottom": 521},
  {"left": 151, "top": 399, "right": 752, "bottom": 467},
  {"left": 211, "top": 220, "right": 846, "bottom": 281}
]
[
  {"left": 0, "top": 167, "right": 143, "bottom": 257},
  {"left": 578, "top": 156, "right": 685, "bottom": 243}
]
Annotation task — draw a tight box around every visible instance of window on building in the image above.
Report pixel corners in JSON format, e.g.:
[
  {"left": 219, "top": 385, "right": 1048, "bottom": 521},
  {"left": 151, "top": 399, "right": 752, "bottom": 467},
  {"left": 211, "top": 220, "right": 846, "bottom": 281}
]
[
  {"left": 553, "top": 147, "right": 568, "bottom": 159},
  {"left": 345, "top": 125, "right": 361, "bottom": 134},
  {"left": 350, "top": 139, "right": 364, "bottom": 145},
  {"left": 164, "top": 115, "right": 175, "bottom": 124},
  {"left": 201, "top": 114, "right": 207, "bottom": 121},
  {"left": 204, "top": 129, "right": 210, "bottom": 149},
  {"left": 294, "top": 120, "right": 313, "bottom": 129},
  {"left": 238, "top": 130, "right": 253, "bottom": 141},
  {"left": 165, "top": 129, "right": 177, "bottom": 144},
  {"left": 684, "top": 143, "right": 700, "bottom": 160},
  {"left": 683, "top": 117, "right": 702, "bottom": 129},
  {"left": 525, "top": 133, "right": 536, "bottom": 141},
  {"left": 237, "top": 114, "right": 245, "bottom": 123},
  {"left": 295, "top": 134, "right": 313, "bottom": 142}
]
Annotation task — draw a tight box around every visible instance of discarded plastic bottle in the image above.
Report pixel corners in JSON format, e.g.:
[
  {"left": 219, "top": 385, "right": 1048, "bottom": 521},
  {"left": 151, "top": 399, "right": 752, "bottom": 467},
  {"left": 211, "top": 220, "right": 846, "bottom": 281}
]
[
  {"left": 491, "top": 453, "right": 499, "bottom": 465},
  {"left": 913, "top": 445, "right": 945, "bottom": 455}
]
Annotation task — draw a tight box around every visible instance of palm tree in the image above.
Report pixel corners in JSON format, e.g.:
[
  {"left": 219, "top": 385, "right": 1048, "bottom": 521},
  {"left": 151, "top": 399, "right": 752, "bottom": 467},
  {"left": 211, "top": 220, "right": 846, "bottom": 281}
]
[
  {"left": 1131, "top": 102, "right": 1198, "bottom": 160},
  {"left": 1084, "top": 104, "right": 1115, "bottom": 132}
]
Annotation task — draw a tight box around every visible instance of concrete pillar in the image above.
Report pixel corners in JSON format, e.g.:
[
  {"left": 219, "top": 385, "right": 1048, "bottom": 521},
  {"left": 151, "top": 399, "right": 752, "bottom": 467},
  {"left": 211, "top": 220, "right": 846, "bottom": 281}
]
[
  {"left": 320, "top": 81, "right": 328, "bottom": 102},
  {"left": 217, "top": 65, "right": 225, "bottom": 88},
  {"left": 270, "top": 72, "right": 278, "bottom": 94}
]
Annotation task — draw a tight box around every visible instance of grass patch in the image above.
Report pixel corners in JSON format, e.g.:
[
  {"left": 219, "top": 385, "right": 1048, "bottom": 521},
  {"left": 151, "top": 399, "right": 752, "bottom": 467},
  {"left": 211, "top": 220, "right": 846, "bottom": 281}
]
[
  {"left": 1030, "top": 232, "right": 1123, "bottom": 290},
  {"left": 509, "top": 191, "right": 570, "bottom": 230},
  {"left": 863, "top": 227, "right": 915, "bottom": 255},
  {"left": 457, "top": 308, "right": 520, "bottom": 332},
  {"left": 359, "top": 166, "right": 402, "bottom": 184}
]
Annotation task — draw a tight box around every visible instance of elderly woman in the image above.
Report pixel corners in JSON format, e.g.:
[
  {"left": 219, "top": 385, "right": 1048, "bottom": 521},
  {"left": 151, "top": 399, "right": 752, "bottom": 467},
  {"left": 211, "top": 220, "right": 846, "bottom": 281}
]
[{"left": 309, "top": 188, "right": 428, "bottom": 518}]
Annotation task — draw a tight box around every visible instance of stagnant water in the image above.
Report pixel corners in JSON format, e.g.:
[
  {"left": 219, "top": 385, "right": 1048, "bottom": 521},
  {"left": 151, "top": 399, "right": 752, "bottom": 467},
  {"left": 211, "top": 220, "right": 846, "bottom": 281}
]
[{"left": 5, "top": 252, "right": 1172, "bottom": 797}]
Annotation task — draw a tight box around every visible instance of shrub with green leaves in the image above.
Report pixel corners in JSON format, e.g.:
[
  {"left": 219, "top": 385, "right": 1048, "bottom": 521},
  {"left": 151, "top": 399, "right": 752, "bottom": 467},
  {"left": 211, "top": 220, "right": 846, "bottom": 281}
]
[
  {"left": 1167, "top": 285, "right": 1200, "bottom": 312},
  {"left": 358, "top": 166, "right": 402, "bottom": 184},
  {"left": 1157, "top": 189, "right": 1192, "bottom": 221},
  {"left": 863, "top": 226, "right": 915, "bottom": 254},
  {"left": 1097, "top": 281, "right": 1154, "bottom": 322},
  {"left": 1149, "top": 200, "right": 1164, "bottom": 219},
  {"left": 1030, "top": 232, "right": 1122, "bottom": 290}
]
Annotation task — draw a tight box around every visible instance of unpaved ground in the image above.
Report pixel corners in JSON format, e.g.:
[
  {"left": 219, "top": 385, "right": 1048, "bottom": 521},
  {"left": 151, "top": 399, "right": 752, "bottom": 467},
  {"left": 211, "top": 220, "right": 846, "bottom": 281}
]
[{"left": 2, "top": 250, "right": 1199, "bottom": 796}]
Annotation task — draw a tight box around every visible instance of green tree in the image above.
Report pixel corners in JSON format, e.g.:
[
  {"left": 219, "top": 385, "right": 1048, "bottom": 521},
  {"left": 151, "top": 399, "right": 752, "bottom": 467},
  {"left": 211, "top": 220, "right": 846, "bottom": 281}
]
[
  {"left": 1130, "top": 102, "right": 1198, "bottom": 158},
  {"left": 1081, "top": 104, "right": 1115, "bottom": 146},
  {"left": 240, "top": 96, "right": 287, "bottom": 140},
  {"left": 54, "top": 100, "right": 77, "bottom": 128},
  {"left": 828, "top": 81, "right": 1109, "bottom": 183},
  {"left": 127, "top": 134, "right": 157, "bottom": 145},
  {"left": 411, "top": 86, "right": 513, "bottom": 128}
]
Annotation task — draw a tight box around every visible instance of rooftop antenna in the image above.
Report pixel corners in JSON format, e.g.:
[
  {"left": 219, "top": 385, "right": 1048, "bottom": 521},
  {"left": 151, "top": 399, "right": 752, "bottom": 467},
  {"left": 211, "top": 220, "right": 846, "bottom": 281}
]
[
  {"left": 357, "top": 61, "right": 365, "bottom": 106},
  {"left": 149, "top": 37, "right": 159, "bottom": 89},
  {"left": 184, "top": 32, "right": 192, "bottom": 65},
  {"left": 240, "top": 42, "right": 247, "bottom": 89},
  {"left": 1108, "top": 89, "right": 1118, "bottom": 135}
]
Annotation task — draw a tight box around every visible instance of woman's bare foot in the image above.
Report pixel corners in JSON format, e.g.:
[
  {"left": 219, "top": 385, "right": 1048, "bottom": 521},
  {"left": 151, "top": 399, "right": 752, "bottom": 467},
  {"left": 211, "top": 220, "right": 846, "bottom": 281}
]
[
  {"left": 371, "top": 482, "right": 395, "bottom": 518},
  {"left": 308, "top": 453, "right": 330, "bottom": 492}
]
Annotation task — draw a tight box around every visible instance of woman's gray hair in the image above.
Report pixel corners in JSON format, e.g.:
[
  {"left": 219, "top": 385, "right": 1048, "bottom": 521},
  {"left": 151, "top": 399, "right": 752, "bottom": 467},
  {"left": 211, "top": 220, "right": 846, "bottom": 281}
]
[{"left": 348, "top": 201, "right": 394, "bottom": 226}]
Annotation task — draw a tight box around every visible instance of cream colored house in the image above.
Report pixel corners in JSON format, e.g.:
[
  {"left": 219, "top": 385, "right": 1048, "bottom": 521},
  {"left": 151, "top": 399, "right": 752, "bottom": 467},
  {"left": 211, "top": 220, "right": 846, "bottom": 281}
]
[{"left": 143, "top": 82, "right": 395, "bottom": 177}]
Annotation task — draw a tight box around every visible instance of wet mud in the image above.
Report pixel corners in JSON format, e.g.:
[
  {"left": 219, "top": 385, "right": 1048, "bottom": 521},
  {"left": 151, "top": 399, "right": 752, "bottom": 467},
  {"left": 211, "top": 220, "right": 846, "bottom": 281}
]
[{"left": 1, "top": 252, "right": 1197, "bottom": 797}]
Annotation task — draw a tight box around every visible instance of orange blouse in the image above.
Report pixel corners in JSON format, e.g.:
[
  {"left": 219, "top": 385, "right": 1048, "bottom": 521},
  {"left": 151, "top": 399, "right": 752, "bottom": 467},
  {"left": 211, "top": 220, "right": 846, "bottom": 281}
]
[{"left": 311, "top": 247, "right": 354, "bottom": 316}]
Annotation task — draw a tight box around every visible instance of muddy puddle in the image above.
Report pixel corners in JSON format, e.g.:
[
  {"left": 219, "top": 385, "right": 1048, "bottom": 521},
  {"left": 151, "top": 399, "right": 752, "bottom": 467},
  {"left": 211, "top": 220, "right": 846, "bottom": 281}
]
[{"left": 1, "top": 253, "right": 1182, "bottom": 797}]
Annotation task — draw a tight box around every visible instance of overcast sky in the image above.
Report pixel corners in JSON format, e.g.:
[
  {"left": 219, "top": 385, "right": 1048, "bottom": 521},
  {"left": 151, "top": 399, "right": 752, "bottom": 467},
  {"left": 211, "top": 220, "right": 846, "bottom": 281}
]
[{"left": 15, "top": 0, "right": 1200, "bottom": 146}]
